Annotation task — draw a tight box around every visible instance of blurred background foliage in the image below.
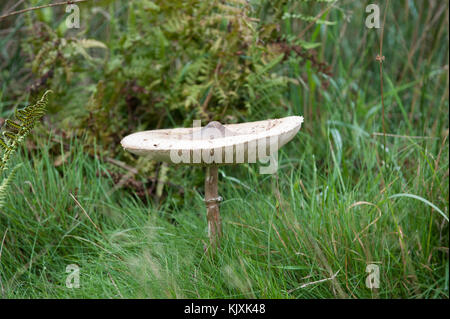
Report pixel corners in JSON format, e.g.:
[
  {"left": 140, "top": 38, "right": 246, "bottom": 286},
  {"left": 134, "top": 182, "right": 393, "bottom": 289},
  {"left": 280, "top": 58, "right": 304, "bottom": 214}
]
[{"left": 1, "top": 0, "right": 332, "bottom": 158}]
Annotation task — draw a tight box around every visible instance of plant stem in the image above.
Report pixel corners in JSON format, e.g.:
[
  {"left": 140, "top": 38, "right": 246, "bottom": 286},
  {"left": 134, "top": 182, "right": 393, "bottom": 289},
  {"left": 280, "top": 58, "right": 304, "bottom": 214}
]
[
  {"left": 205, "top": 166, "right": 222, "bottom": 250},
  {"left": 378, "top": 0, "right": 390, "bottom": 167},
  {"left": 0, "top": 0, "right": 90, "bottom": 21}
]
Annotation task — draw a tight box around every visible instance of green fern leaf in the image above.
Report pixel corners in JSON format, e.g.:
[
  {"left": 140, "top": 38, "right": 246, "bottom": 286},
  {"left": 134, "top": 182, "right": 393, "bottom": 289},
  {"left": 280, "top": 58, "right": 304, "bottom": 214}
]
[
  {"left": 0, "top": 90, "right": 51, "bottom": 173},
  {"left": 0, "top": 164, "right": 21, "bottom": 208}
]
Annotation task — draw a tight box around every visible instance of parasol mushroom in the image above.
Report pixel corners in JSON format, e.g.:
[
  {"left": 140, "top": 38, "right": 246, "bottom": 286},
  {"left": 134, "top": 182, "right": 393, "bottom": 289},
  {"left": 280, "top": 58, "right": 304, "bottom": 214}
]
[{"left": 121, "top": 116, "right": 304, "bottom": 250}]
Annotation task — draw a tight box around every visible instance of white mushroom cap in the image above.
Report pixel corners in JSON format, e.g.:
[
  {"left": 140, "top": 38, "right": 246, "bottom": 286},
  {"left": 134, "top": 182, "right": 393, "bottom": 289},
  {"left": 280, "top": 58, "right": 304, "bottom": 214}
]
[{"left": 121, "top": 116, "right": 303, "bottom": 165}]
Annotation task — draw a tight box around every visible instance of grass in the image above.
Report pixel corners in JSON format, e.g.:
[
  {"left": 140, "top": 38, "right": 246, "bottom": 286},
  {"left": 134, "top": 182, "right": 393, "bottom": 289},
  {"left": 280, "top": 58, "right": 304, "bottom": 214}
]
[{"left": 0, "top": 1, "right": 448, "bottom": 298}]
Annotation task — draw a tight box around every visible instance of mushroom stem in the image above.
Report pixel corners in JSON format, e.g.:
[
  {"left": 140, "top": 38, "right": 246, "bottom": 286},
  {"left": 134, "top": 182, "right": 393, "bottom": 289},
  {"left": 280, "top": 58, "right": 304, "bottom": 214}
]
[{"left": 205, "top": 165, "right": 222, "bottom": 249}]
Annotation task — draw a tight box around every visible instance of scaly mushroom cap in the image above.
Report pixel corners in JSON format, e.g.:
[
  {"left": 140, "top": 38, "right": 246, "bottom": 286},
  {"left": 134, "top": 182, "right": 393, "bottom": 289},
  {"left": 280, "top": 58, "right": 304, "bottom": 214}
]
[{"left": 121, "top": 116, "right": 304, "bottom": 165}]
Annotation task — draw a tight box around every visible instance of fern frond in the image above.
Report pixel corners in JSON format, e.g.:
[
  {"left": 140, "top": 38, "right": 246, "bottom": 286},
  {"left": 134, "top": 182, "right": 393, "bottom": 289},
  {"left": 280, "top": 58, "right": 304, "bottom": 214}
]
[
  {"left": 5, "top": 120, "right": 21, "bottom": 132},
  {"left": 0, "top": 90, "right": 51, "bottom": 173}
]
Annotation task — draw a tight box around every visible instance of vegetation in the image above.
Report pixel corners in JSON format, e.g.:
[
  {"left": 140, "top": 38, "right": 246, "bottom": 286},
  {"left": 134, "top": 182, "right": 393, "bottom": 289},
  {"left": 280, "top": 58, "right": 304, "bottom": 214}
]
[
  {"left": 0, "top": 91, "right": 50, "bottom": 208},
  {"left": 0, "top": 0, "right": 448, "bottom": 298}
]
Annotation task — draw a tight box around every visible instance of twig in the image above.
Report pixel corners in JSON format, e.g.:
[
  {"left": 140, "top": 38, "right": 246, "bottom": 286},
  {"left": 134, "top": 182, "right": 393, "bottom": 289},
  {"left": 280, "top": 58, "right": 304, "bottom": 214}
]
[
  {"left": 348, "top": 201, "right": 382, "bottom": 243},
  {"left": 104, "top": 157, "right": 138, "bottom": 175},
  {"left": 69, "top": 193, "right": 108, "bottom": 242},
  {"left": 297, "top": 2, "right": 336, "bottom": 39},
  {"left": 107, "top": 271, "right": 124, "bottom": 298},
  {"left": 1, "top": 0, "right": 26, "bottom": 17},
  {"left": 371, "top": 132, "right": 437, "bottom": 139},
  {"left": 377, "top": 0, "right": 390, "bottom": 165},
  {"left": 0, "top": 0, "right": 90, "bottom": 21},
  {"left": 288, "top": 270, "right": 340, "bottom": 292}
]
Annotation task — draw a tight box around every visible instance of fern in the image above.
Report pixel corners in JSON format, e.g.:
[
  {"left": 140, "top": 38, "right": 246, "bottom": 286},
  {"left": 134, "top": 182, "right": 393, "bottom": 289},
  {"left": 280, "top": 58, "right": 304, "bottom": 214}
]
[
  {"left": 0, "top": 164, "right": 21, "bottom": 208},
  {"left": 0, "top": 90, "right": 51, "bottom": 180}
]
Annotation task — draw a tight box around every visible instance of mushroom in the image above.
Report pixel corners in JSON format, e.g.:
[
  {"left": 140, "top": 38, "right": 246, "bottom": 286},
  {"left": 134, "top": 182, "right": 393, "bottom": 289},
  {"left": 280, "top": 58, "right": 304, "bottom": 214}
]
[{"left": 121, "top": 116, "right": 304, "bottom": 250}]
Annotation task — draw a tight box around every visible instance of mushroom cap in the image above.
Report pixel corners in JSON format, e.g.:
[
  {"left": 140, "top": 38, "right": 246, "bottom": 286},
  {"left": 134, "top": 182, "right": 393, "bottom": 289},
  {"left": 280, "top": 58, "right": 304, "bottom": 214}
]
[{"left": 121, "top": 116, "right": 303, "bottom": 165}]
